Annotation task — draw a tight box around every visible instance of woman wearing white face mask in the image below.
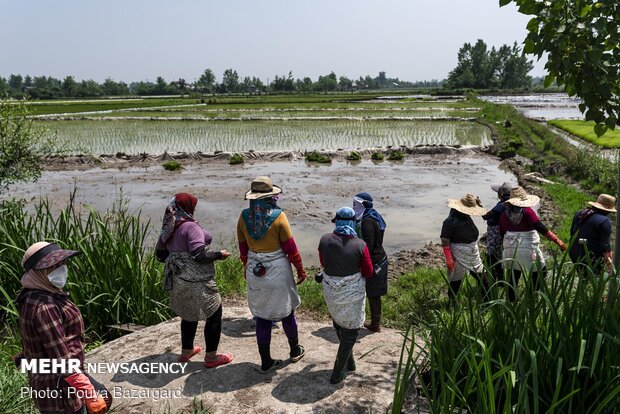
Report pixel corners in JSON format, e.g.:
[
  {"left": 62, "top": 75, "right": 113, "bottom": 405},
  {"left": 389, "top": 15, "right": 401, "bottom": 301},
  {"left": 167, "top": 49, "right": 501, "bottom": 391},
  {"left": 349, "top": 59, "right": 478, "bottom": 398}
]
[{"left": 14, "top": 242, "right": 111, "bottom": 414}]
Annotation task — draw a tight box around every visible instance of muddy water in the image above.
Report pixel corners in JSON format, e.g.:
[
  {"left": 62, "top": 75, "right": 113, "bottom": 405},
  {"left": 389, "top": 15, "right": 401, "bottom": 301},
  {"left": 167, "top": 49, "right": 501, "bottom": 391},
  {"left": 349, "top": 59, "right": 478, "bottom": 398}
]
[
  {"left": 6, "top": 155, "right": 515, "bottom": 266},
  {"left": 480, "top": 93, "right": 583, "bottom": 120}
]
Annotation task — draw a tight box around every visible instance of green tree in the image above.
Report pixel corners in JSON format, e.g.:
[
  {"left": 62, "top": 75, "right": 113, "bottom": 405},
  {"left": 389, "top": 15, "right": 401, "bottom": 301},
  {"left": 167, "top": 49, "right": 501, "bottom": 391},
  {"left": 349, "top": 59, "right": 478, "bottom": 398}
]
[
  {"left": 196, "top": 69, "right": 216, "bottom": 93},
  {"left": 222, "top": 69, "right": 240, "bottom": 93},
  {"left": 338, "top": 76, "right": 353, "bottom": 91},
  {"left": 502, "top": 0, "right": 619, "bottom": 133},
  {"left": 0, "top": 101, "right": 56, "bottom": 189},
  {"left": 62, "top": 76, "right": 77, "bottom": 97}
]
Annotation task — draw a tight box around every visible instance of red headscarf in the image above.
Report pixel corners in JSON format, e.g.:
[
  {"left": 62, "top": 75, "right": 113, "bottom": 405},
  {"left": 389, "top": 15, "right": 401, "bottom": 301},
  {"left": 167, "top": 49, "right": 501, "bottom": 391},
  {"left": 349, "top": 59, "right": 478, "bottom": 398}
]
[{"left": 160, "top": 193, "right": 198, "bottom": 243}]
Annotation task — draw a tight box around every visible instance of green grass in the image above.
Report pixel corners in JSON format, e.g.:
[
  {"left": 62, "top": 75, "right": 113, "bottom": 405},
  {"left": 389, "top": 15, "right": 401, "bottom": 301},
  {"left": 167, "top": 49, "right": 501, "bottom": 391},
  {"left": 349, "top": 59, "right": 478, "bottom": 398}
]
[
  {"left": 541, "top": 181, "right": 600, "bottom": 243},
  {"left": 549, "top": 120, "right": 620, "bottom": 148},
  {"left": 23, "top": 98, "right": 201, "bottom": 115},
  {"left": 393, "top": 260, "right": 620, "bottom": 413}
]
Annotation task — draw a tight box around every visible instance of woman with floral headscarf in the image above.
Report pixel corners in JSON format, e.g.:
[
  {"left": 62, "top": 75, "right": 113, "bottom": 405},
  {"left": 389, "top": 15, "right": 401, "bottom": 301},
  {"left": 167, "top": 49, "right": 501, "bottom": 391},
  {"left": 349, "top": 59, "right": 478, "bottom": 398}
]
[
  {"left": 155, "top": 193, "right": 233, "bottom": 368},
  {"left": 318, "top": 206, "right": 374, "bottom": 384},
  {"left": 237, "top": 176, "right": 307, "bottom": 373}
]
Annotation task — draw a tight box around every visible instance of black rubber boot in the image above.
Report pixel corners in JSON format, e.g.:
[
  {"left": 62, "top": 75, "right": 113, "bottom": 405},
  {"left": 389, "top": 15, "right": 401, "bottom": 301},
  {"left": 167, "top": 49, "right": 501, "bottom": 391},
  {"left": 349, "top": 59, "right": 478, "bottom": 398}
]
[
  {"left": 330, "top": 327, "right": 358, "bottom": 384},
  {"left": 364, "top": 297, "right": 382, "bottom": 332},
  {"left": 333, "top": 322, "right": 355, "bottom": 371},
  {"left": 287, "top": 336, "right": 305, "bottom": 362},
  {"left": 258, "top": 343, "right": 280, "bottom": 373},
  {"left": 448, "top": 280, "right": 462, "bottom": 306}
]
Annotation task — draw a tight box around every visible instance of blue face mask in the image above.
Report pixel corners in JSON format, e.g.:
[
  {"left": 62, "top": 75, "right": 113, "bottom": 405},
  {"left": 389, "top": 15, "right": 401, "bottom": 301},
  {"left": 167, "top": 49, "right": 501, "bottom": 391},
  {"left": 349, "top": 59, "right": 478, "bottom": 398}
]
[{"left": 47, "top": 265, "right": 68, "bottom": 288}]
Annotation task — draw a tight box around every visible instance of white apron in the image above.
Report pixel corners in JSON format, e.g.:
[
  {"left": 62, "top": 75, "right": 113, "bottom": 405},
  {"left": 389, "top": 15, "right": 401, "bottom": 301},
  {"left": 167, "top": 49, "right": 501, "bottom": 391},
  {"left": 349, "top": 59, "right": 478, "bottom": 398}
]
[
  {"left": 449, "top": 241, "right": 484, "bottom": 282},
  {"left": 502, "top": 230, "right": 545, "bottom": 272},
  {"left": 246, "top": 249, "right": 300, "bottom": 320},
  {"left": 322, "top": 272, "right": 366, "bottom": 330}
]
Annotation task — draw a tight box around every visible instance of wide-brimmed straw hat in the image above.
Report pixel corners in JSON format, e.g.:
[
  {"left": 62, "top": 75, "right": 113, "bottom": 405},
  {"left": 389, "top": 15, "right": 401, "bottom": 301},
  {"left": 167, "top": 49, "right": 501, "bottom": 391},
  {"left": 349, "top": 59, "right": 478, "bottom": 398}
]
[
  {"left": 244, "top": 176, "right": 282, "bottom": 200},
  {"left": 506, "top": 186, "right": 540, "bottom": 208},
  {"left": 447, "top": 193, "right": 487, "bottom": 216},
  {"left": 588, "top": 194, "right": 617, "bottom": 213},
  {"left": 21, "top": 242, "right": 81, "bottom": 271}
]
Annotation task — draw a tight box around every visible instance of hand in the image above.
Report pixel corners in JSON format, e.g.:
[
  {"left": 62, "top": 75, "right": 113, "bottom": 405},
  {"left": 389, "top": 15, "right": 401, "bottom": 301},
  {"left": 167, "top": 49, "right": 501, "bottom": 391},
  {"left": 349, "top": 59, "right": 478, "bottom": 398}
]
[
  {"left": 220, "top": 249, "right": 231, "bottom": 259},
  {"left": 557, "top": 240, "right": 567, "bottom": 252},
  {"left": 85, "top": 395, "right": 107, "bottom": 414},
  {"left": 445, "top": 256, "right": 456, "bottom": 273},
  {"left": 296, "top": 269, "right": 307, "bottom": 285}
]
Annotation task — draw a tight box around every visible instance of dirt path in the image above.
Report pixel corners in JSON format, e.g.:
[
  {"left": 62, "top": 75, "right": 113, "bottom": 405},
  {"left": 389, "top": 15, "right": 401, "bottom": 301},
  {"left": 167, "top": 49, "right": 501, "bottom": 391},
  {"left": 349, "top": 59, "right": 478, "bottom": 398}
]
[{"left": 87, "top": 306, "right": 416, "bottom": 414}]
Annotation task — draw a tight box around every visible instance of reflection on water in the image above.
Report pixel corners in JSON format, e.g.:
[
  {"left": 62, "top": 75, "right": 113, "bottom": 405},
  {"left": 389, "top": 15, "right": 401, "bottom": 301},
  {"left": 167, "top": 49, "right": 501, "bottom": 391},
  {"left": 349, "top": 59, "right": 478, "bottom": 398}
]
[
  {"left": 6, "top": 156, "right": 515, "bottom": 266},
  {"left": 480, "top": 93, "right": 584, "bottom": 120}
]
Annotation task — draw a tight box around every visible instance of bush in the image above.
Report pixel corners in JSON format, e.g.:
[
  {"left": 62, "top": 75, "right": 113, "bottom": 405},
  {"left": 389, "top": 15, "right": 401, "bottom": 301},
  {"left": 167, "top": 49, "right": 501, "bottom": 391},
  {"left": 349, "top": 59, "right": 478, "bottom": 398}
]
[
  {"left": 229, "top": 153, "right": 244, "bottom": 165},
  {"left": 162, "top": 160, "right": 182, "bottom": 171},
  {"left": 305, "top": 151, "right": 332, "bottom": 163},
  {"left": 346, "top": 151, "right": 362, "bottom": 161},
  {"left": 371, "top": 152, "right": 385, "bottom": 161},
  {"left": 387, "top": 150, "right": 405, "bottom": 161}
]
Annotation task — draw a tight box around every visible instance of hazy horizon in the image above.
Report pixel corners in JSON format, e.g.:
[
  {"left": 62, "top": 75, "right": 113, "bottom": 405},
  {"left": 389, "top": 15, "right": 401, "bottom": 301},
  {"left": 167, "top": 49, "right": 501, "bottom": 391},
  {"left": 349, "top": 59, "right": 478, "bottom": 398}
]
[{"left": 1, "top": 0, "right": 547, "bottom": 84}]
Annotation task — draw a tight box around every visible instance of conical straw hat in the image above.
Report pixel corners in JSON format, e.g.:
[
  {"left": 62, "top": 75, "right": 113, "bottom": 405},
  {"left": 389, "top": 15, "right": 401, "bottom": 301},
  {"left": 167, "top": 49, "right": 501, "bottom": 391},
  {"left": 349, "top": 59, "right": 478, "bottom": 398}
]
[{"left": 447, "top": 193, "right": 487, "bottom": 216}]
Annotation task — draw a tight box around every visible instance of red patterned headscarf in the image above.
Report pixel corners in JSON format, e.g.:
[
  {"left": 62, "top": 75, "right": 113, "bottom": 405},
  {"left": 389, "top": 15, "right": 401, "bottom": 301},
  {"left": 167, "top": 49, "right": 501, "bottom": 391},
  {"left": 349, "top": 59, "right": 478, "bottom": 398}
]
[{"left": 160, "top": 193, "right": 198, "bottom": 243}]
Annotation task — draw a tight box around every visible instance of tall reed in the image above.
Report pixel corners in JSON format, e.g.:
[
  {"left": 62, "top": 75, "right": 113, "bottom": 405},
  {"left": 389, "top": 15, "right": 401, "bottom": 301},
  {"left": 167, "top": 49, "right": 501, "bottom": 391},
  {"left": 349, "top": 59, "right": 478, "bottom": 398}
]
[
  {"left": 393, "top": 259, "right": 620, "bottom": 413},
  {"left": 0, "top": 192, "right": 171, "bottom": 340}
]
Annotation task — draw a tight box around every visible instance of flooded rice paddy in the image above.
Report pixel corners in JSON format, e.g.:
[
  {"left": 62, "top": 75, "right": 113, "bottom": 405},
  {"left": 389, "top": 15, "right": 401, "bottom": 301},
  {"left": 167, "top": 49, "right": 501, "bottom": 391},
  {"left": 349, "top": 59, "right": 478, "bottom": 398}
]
[
  {"left": 42, "top": 119, "right": 492, "bottom": 155},
  {"left": 480, "top": 93, "right": 584, "bottom": 120},
  {"left": 7, "top": 155, "right": 515, "bottom": 266}
]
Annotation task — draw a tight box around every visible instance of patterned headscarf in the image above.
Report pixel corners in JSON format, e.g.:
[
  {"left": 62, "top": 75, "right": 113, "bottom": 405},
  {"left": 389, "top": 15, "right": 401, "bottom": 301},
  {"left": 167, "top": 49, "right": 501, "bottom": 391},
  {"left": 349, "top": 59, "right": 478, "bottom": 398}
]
[
  {"left": 160, "top": 193, "right": 197, "bottom": 243},
  {"left": 242, "top": 196, "right": 282, "bottom": 240},
  {"left": 333, "top": 207, "right": 358, "bottom": 238},
  {"left": 504, "top": 203, "right": 524, "bottom": 225}
]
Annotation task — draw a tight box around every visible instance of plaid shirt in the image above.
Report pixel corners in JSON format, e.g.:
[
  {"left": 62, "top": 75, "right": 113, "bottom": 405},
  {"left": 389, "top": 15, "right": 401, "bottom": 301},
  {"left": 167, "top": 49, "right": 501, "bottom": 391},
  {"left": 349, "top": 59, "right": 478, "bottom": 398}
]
[{"left": 17, "top": 289, "right": 85, "bottom": 413}]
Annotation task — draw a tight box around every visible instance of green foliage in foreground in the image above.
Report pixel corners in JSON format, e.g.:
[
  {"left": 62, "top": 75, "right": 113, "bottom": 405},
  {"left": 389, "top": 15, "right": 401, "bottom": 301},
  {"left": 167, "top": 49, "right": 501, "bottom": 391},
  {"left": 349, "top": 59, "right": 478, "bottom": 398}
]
[
  {"left": 162, "top": 160, "right": 183, "bottom": 171},
  {"left": 394, "top": 261, "right": 620, "bottom": 413},
  {"left": 549, "top": 120, "right": 620, "bottom": 148}
]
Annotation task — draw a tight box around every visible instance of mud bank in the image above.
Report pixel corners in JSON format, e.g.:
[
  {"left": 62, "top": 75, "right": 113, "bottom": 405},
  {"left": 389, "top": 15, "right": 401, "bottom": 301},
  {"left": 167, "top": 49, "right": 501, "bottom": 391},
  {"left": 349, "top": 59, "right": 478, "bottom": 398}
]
[{"left": 6, "top": 153, "right": 516, "bottom": 266}]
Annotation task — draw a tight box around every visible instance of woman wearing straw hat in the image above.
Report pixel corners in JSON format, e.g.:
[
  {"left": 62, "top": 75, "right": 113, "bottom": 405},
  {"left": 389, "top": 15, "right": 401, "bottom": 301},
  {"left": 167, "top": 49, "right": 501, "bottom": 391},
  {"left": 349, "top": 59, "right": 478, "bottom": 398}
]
[
  {"left": 440, "top": 193, "right": 489, "bottom": 303},
  {"left": 569, "top": 193, "right": 616, "bottom": 275},
  {"left": 155, "top": 193, "right": 233, "bottom": 368},
  {"left": 237, "top": 176, "right": 307, "bottom": 373},
  {"left": 500, "top": 186, "right": 566, "bottom": 301},
  {"left": 14, "top": 242, "right": 111, "bottom": 414},
  {"left": 318, "top": 206, "right": 374, "bottom": 384}
]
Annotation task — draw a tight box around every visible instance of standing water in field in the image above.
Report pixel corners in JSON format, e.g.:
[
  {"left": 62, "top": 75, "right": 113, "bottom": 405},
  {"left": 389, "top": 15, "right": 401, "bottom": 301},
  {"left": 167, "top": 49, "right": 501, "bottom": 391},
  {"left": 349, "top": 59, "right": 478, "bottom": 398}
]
[{"left": 5, "top": 155, "right": 515, "bottom": 266}]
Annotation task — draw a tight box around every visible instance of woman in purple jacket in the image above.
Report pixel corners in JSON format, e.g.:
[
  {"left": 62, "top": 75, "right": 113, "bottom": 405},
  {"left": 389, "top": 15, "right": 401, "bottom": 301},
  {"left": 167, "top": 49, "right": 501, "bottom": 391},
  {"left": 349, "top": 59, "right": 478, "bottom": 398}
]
[{"left": 156, "top": 193, "right": 233, "bottom": 368}]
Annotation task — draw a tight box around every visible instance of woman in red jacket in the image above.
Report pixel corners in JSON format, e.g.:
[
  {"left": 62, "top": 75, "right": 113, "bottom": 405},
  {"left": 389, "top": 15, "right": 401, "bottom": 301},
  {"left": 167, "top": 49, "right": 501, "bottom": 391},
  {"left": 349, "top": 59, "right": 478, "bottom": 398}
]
[{"left": 500, "top": 187, "right": 566, "bottom": 301}]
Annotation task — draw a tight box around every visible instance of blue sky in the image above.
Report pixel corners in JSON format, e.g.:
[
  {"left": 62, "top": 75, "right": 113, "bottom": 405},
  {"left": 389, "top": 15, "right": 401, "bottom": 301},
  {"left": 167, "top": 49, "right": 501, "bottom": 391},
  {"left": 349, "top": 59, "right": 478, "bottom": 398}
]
[{"left": 1, "top": 0, "right": 547, "bottom": 83}]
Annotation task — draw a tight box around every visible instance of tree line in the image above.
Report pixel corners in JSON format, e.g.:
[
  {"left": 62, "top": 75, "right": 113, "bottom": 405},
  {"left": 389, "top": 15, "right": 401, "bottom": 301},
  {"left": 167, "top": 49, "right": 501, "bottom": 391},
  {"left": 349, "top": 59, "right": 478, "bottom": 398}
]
[
  {"left": 0, "top": 70, "right": 442, "bottom": 99},
  {"left": 0, "top": 40, "right": 536, "bottom": 99},
  {"left": 445, "top": 40, "right": 533, "bottom": 89}
]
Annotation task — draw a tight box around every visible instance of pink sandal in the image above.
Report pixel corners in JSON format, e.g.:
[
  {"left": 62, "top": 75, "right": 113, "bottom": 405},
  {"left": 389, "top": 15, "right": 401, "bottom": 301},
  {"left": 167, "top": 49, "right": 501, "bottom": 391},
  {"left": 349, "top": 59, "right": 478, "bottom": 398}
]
[
  {"left": 204, "top": 353, "right": 233, "bottom": 368},
  {"left": 179, "top": 345, "right": 202, "bottom": 362}
]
